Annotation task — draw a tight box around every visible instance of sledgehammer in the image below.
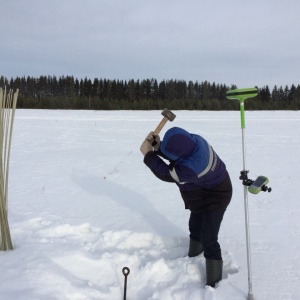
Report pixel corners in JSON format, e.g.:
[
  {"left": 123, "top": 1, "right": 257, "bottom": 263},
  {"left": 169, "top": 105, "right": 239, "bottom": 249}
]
[
  {"left": 151, "top": 108, "right": 176, "bottom": 146},
  {"left": 153, "top": 108, "right": 176, "bottom": 135}
]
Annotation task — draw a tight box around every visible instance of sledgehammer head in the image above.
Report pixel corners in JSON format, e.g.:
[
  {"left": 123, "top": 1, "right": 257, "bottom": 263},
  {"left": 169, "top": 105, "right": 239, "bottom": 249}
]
[
  {"left": 153, "top": 108, "right": 176, "bottom": 135},
  {"left": 161, "top": 108, "right": 176, "bottom": 121}
]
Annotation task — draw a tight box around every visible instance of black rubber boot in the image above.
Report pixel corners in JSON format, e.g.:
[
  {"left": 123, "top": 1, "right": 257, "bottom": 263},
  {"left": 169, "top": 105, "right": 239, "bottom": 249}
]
[
  {"left": 188, "top": 239, "right": 204, "bottom": 257},
  {"left": 206, "top": 259, "right": 223, "bottom": 287}
]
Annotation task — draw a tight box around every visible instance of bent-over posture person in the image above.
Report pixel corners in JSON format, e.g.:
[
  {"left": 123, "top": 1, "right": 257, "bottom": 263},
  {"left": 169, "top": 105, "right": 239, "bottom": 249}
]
[{"left": 140, "top": 127, "right": 232, "bottom": 287}]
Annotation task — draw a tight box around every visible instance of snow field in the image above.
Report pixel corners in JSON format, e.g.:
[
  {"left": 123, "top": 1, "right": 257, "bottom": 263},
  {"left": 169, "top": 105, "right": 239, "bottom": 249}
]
[{"left": 0, "top": 110, "right": 299, "bottom": 299}]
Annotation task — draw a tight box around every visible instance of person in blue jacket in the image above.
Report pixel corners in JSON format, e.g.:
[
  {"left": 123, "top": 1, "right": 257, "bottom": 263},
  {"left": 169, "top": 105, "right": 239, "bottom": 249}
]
[{"left": 140, "top": 127, "right": 232, "bottom": 287}]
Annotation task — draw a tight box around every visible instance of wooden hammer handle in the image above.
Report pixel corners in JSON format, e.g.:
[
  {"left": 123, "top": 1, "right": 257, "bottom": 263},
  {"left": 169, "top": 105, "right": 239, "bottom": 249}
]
[{"left": 153, "top": 116, "right": 168, "bottom": 135}]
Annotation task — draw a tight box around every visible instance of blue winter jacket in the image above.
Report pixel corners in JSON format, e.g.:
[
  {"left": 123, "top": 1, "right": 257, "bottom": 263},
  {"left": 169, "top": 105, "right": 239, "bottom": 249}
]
[{"left": 144, "top": 127, "right": 232, "bottom": 212}]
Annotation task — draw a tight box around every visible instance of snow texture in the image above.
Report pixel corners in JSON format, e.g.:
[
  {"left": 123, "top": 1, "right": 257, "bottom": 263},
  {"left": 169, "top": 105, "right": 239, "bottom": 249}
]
[{"left": 0, "top": 110, "right": 299, "bottom": 300}]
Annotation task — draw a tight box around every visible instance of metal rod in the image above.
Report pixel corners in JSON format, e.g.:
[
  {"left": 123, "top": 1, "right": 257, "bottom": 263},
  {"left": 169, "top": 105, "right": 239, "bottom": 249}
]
[
  {"left": 122, "top": 267, "right": 130, "bottom": 300},
  {"left": 241, "top": 123, "right": 254, "bottom": 300}
]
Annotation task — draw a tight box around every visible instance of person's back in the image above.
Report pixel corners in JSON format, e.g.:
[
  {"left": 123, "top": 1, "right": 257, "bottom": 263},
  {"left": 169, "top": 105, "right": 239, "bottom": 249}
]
[{"left": 159, "top": 127, "right": 227, "bottom": 189}]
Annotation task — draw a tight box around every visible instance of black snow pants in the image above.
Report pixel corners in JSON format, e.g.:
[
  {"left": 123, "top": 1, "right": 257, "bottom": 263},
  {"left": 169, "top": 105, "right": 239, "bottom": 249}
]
[{"left": 189, "top": 208, "right": 226, "bottom": 260}]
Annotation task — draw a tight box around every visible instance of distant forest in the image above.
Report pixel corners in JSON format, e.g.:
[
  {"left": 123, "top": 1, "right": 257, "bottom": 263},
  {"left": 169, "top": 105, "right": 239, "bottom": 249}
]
[{"left": 1, "top": 75, "right": 300, "bottom": 110}]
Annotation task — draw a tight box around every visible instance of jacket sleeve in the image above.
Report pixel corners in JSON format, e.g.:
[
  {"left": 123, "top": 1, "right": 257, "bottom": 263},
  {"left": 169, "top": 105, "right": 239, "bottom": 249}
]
[
  {"left": 154, "top": 148, "right": 169, "bottom": 160},
  {"left": 143, "top": 151, "right": 175, "bottom": 183}
]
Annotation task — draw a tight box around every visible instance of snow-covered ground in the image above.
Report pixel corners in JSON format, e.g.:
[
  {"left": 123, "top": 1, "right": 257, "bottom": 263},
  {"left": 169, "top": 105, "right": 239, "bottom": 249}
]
[{"left": 0, "top": 109, "right": 299, "bottom": 300}]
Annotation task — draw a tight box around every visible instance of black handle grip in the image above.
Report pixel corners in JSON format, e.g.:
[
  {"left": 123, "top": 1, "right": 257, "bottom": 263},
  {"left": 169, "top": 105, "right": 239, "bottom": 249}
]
[{"left": 151, "top": 135, "right": 157, "bottom": 146}]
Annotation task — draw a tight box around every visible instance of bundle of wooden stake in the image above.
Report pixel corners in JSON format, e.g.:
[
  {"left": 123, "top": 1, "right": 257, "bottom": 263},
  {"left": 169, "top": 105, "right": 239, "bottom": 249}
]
[{"left": 0, "top": 87, "right": 18, "bottom": 251}]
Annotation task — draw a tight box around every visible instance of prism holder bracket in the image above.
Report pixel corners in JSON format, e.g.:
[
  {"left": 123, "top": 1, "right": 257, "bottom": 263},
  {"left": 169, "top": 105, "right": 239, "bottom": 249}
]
[{"left": 239, "top": 171, "right": 272, "bottom": 194}]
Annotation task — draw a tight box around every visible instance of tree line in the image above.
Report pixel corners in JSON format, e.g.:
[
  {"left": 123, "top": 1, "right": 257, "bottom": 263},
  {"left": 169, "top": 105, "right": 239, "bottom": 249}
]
[{"left": 1, "top": 75, "right": 299, "bottom": 110}]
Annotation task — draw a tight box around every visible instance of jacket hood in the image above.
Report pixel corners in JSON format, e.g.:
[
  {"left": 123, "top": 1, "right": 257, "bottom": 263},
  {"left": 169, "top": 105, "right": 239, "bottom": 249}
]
[{"left": 160, "top": 127, "right": 197, "bottom": 161}]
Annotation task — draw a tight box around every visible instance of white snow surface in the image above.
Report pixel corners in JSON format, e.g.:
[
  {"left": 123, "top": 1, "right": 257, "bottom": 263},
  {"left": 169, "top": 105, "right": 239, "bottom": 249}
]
[{"left": 0, "top": 109, "right": 299, "bottom": 300}]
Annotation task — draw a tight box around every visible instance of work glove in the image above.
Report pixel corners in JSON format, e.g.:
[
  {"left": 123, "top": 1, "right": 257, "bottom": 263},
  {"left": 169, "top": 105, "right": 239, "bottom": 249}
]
[
  {"left": 140, "top": 139, "right": 153, "bottom": 156},
  {"left": 146, "top": 131, "right": 161, "bottom": 151}
]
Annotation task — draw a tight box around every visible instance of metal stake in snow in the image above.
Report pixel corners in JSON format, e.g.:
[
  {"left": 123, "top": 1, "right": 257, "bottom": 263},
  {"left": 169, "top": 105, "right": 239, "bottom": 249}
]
[
  {"left": 226, "top": 88, "right": 258, "bottom": 300},
  {"left": 122, "top": 267, "right": 130, "bottom": 300},
  {"left": 0, "top": 87, "right": 18, "bottom": 251}
]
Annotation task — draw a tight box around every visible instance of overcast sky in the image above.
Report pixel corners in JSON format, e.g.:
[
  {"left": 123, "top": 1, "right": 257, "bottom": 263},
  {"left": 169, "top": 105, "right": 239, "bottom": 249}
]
[{"left": 1, "top": 0, "right": 299, "bottom": 88}]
